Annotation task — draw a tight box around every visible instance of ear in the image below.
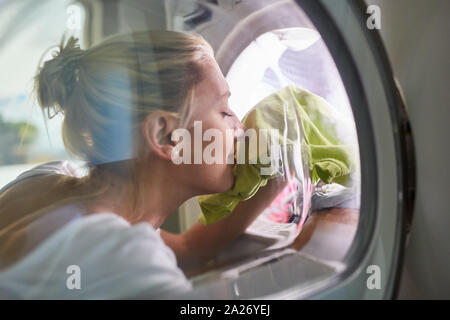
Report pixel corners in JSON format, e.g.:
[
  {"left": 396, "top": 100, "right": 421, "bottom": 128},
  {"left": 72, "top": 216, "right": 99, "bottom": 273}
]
[{"left": 141, "top": 111, "right": 179, "bottom": 161}]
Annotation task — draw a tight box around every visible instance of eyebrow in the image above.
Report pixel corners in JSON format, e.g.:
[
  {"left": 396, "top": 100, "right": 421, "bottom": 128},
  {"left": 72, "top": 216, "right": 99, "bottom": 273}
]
[
  {"left": 214, "top": 90, "right": 231, "bottom": 107},
  {"left": 220, "top": 91, "right": 231, "bottom": 99}
]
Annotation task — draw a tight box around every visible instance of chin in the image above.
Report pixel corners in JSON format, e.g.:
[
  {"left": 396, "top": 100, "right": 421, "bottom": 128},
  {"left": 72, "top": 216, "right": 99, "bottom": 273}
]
[
  {"left": 221, "top": 166, "right": 235, "bottom": 191},
  {"left": 208, "top": 170, "right": 234, "bottom": 194},
  {"left": 197, "top": 165, "right": 235, "bottom": 194},
  {"left": 219, "top": 178, "right": 234, "bottom": 192}
]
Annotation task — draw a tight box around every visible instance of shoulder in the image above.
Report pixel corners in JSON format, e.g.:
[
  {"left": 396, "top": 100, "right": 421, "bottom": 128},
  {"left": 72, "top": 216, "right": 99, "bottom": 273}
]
[
  {"left": 65, "top": 213, "right": 177, "bottom": 268},
  {"left": 0, "top": 160, "right": 83, "bottom": 198},
  {"left": 52, "top": 213, "right": 192, "bottom": 299},
  {"left": 1, "top": 212, "right": 191, "bottom": 299}
]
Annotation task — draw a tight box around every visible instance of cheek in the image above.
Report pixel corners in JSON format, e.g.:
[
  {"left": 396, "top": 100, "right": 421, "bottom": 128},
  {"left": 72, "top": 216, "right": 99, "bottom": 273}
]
[
  {"left": 202, "top": 120, "right": 236, "bottom": 162},
  {"left": 182, "top": 117, "right": 236, "bottom": 193}
]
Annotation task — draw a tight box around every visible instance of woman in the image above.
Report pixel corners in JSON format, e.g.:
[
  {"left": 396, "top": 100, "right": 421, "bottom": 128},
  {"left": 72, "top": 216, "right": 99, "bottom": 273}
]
[{"left": 0, "top": 31, "right": 286, "bottom": 299}]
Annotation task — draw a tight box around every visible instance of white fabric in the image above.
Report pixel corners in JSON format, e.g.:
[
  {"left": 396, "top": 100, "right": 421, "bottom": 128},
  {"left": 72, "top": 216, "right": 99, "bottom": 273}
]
[{"left": 0, "top": 161, "right": 192, "bottom": 299}]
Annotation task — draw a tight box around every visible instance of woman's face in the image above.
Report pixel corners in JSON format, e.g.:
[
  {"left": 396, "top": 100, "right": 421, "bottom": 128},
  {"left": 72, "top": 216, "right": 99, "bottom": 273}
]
[{"left": 181, "top": 54, "right": 244, "bottom": 194}]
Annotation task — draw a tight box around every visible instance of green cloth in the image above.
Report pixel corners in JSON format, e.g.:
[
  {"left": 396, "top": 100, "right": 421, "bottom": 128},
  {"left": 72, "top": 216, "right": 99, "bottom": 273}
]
[{"left": 198, "top": 85, "right": 355, "bottom": 225}]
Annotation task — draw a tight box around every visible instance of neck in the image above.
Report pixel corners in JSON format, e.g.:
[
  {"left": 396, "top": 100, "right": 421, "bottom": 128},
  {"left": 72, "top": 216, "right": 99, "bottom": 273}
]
[
  {"left": 133, "top": 163, "right": 194, "bottom": 228},
  {"left": 86, "top": 159, "right": 194, "bottom": 229}
]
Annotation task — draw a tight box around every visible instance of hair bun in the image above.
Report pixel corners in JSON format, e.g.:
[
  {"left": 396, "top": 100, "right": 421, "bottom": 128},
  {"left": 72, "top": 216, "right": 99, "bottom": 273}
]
[{"left": 34, "top": 35, "right": 85, "bottom": 118}]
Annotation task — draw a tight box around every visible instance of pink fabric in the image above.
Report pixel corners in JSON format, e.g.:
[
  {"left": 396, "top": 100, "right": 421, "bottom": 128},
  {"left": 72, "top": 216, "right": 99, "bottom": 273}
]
[
  {"left": 267, "top": 180, "right": 299, "bottom": 223},
  {"left": 266, "top": 178, "right": 312, "bottom": 232}
]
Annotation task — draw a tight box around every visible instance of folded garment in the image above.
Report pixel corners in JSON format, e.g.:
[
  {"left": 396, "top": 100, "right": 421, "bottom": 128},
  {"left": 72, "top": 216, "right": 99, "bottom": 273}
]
[
  {"left": 311, "top": 186, "right": 361, "bottom": 211},
  {"left": 198, "top": 85, "right": 355, "bottom": 225}
]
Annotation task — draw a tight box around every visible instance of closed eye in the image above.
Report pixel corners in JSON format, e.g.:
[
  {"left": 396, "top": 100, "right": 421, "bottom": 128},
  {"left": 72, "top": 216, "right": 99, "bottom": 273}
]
[{"left": 221, "top": 111, "right": 233, "bottom": 117}]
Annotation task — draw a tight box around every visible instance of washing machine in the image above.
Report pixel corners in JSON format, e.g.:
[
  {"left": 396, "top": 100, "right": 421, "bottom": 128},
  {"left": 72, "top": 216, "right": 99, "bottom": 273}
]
[{"left": 1, "top": 0, "right": 449, "bottom": 299}]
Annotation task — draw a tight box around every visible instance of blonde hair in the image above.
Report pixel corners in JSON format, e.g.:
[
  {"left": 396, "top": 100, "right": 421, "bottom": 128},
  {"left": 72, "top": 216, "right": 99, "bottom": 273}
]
[
  {"left": 34, "top": 30, "right": 213, "bottom": 166},
  {"left": 32, "top": 30, "right": 214, "bottom": 221}
]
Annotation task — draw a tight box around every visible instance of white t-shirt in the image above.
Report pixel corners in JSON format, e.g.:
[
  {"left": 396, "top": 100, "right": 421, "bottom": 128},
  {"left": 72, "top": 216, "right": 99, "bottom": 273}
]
[{"left": 0, "top": 161, "right": 192, "bottom": 299}]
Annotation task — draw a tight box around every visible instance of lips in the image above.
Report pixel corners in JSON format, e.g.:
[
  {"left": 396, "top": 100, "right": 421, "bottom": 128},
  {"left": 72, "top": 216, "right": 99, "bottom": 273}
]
[
  {"left": 227, "top": 140, "right": 239, "bottom": 164},
  {"left": 226, "top": 150, "right": 235, "bottom": 164}
]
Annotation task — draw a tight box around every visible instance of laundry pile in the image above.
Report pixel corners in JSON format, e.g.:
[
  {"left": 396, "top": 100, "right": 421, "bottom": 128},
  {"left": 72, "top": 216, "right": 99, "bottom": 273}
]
[{"left": 198, "top": 85, "right": 356, "bottom": 225}]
